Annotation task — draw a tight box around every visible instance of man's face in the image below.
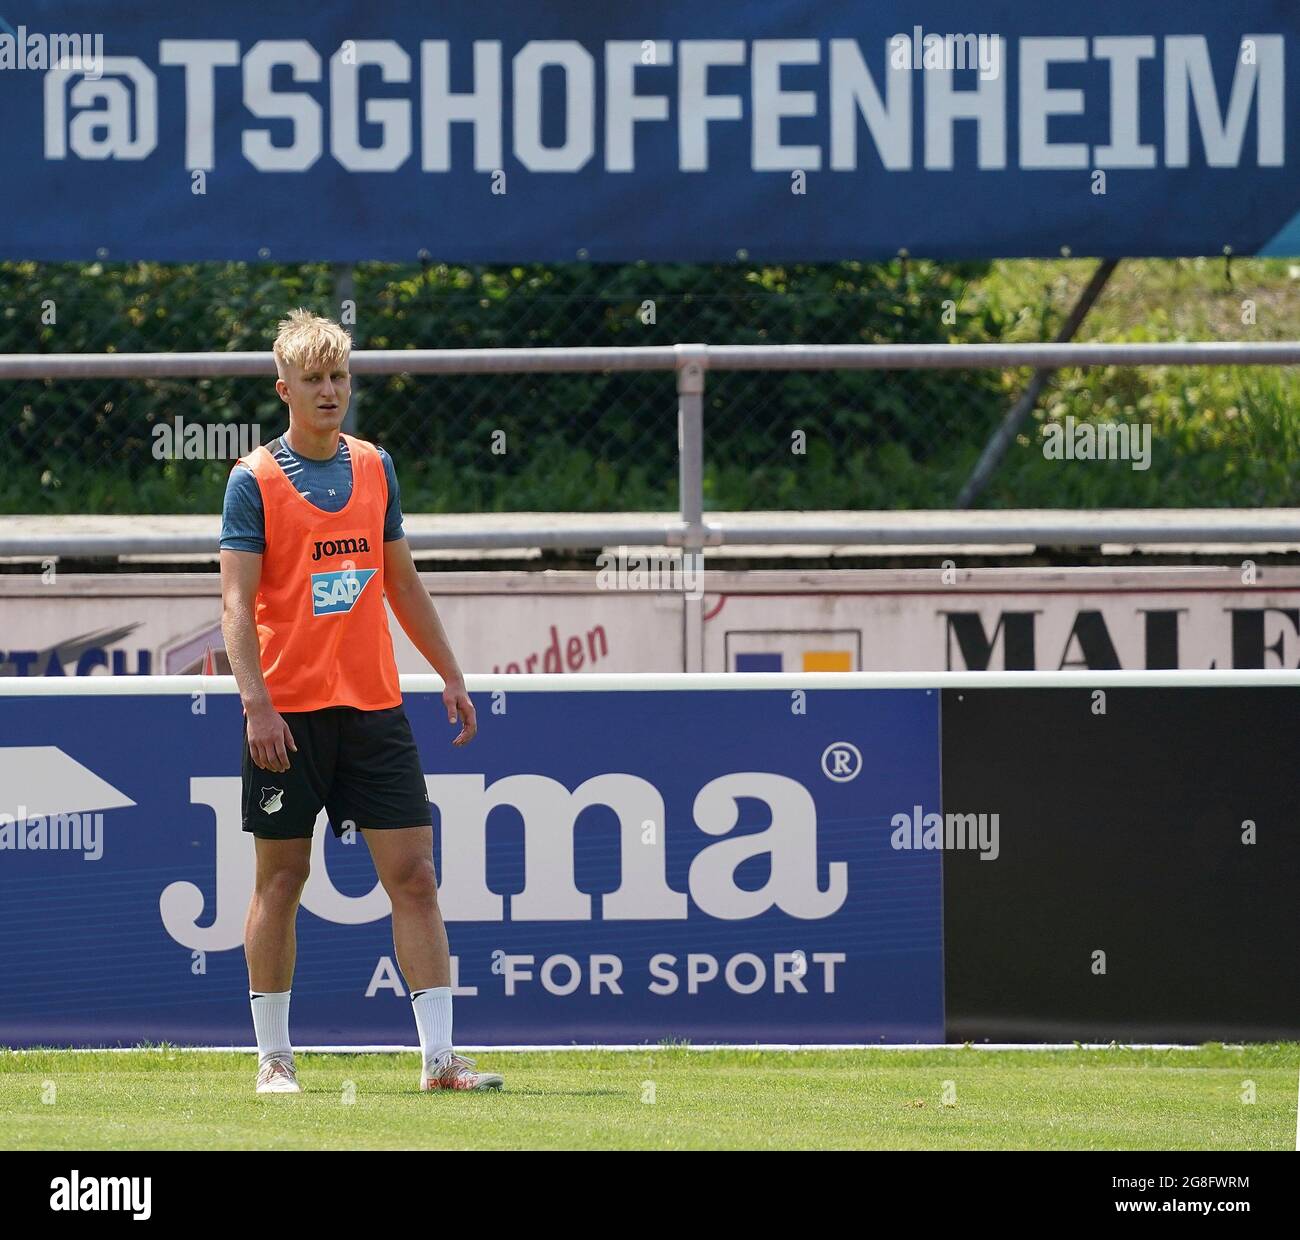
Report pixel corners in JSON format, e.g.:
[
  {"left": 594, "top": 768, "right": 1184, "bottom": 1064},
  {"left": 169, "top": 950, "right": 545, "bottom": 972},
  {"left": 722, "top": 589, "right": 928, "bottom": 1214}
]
[{"left": 276, "top": 358, "right": 350, "bottom": 432}]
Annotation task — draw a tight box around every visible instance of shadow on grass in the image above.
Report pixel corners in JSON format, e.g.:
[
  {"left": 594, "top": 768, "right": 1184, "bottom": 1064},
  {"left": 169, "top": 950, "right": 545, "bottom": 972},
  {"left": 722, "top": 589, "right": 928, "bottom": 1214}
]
[{"left": 336, "top": 1087, "right": 629, "bottom": 1099}]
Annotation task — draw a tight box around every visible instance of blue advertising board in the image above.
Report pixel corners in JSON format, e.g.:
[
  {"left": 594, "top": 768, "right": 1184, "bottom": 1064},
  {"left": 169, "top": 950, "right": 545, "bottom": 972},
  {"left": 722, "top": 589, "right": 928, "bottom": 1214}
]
[
  {"left": 0, "top": 684, "right": 943, "bottom": 1046},
  {"left": 1, "top": 2, "right": 1297, "bottom": 261}
]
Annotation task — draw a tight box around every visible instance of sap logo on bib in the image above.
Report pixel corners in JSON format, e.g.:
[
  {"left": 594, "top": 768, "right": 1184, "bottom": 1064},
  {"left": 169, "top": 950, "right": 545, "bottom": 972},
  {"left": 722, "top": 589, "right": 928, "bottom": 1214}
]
[{"left": 311, "top": 568, "right": 377, "bottom": 616}]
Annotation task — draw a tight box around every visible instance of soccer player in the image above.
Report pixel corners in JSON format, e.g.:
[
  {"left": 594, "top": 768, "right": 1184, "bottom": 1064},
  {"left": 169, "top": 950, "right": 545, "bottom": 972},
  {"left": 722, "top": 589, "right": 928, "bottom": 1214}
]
[{"left": 219, "top": 309, "right": 502, "bottom": 1095}]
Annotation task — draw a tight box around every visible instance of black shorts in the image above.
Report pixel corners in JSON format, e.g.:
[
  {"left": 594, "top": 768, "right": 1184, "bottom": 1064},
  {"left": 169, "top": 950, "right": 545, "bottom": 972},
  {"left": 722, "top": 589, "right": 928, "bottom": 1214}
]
[{"left": 241, "top": 704, "right": 433, "bottom": 840}]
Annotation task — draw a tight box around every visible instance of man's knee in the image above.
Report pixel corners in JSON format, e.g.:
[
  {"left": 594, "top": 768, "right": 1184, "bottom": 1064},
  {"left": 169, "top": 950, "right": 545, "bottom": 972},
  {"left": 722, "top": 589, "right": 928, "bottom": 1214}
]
[
  {"left": 384, "top": 854, "right": 438, "bottom": 904},
  {"left": 256, "top": 860, "right": 310, "bottom": 909}
]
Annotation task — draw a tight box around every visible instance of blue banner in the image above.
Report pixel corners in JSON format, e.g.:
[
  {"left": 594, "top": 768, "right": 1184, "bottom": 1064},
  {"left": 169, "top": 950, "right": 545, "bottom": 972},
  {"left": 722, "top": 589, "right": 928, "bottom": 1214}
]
[
  {"left": 0, "top": 685, "right": 943, "bottom": 1046},
  {"left": 1, "top": 2, "right": 1297, "bottom": 261}
]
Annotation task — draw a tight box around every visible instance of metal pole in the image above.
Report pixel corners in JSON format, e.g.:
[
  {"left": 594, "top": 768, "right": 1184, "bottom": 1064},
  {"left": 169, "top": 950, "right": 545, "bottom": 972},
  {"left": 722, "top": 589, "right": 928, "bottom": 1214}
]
[
  {"left": 335, "top": 263, "right": 359, "bottom": 434},
  {"left": 956, "top": 259, "right": 1119, "bottom": 508},
  {"left": 8, "top": 339, "right": 1300, "bottom": 379},
  {"left": 676, "top": 344, "right": 708, "bottom": 672},
  {"left": 6, "top": 509, "right": 1300, "bottom": 560}
]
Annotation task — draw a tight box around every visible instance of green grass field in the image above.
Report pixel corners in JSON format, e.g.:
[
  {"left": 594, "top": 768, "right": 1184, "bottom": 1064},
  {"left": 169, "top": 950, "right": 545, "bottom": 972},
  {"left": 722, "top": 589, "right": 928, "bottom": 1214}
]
[{"left": 2, "top": 1045, "right": 1296, "bottom": 1151}]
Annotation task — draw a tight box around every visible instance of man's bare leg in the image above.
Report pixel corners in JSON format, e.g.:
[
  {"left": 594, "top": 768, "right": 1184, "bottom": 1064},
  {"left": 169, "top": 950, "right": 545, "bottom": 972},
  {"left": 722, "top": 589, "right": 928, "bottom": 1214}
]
[
  {"left": 362, "top": 825, "right": 447, "bottom": 990},
  {"left": 245, "top": 836, "right": 312, "bottom": 990},
  {"left": 363, "top": 826, "right": 499, "bottom": 1089},
  {"left": 245, "top": 836, "right": 311, "bottom": 1092}
]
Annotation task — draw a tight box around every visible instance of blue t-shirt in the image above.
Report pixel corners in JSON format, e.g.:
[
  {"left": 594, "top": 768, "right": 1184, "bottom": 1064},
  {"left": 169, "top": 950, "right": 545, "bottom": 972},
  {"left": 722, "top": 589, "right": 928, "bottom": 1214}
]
[{"left": 220, "top": 436, "right": 405, "bottom": 553}]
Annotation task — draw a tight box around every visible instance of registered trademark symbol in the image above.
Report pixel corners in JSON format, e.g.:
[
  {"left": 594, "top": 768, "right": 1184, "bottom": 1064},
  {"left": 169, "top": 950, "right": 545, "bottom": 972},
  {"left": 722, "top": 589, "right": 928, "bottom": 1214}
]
[{"left": 821, "top": 741, "right": 862, "bottom": 782}]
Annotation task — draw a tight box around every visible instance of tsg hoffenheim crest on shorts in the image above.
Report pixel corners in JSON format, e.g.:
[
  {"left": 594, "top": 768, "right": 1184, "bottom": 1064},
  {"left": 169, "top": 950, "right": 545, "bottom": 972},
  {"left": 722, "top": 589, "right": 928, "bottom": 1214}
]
[
  {"left": 259, "top": 788, "right": 285, "bottom": 814},
  {"left": 310, "top": 568, "right": 377, "bottom": 616}
]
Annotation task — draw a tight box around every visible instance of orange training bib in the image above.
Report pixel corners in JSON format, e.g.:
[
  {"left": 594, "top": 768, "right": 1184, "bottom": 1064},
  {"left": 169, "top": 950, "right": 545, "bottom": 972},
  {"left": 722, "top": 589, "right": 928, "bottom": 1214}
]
[{"left": 236, "top": 434, "right": 402, "bottom": 713}]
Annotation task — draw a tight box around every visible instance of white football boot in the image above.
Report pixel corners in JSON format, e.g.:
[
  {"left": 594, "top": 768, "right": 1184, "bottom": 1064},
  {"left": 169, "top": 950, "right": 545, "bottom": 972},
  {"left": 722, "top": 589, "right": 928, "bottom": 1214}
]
[
  {"left": 420, "top": 1052, "right": 504, "bottom": 1092},
  {"left": 255, "top": 1054, "right": 301, "bottom": 1094}
]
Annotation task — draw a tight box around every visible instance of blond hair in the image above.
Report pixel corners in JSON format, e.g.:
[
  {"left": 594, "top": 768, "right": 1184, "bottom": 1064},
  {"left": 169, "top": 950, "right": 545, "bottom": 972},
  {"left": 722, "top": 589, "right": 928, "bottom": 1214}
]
[{"left": 272, "top": 308, "right": 351, "bottom": 377}]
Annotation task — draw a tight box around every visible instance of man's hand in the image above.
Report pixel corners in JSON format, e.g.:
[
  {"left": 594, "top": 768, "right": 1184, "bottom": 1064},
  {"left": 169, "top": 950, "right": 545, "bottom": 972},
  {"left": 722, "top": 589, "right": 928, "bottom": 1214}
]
[
  {"left": 443, "top": 679, "right": 478, "bottom": 746},
  {"left": 245, "top": 702, "right": 298, "bottom": 772},
  {"left": 221, "top": 548, "right": 293, "bottom": 772},
  {"left": 384, "top": 539, "right": 477, "bottom": 745}
]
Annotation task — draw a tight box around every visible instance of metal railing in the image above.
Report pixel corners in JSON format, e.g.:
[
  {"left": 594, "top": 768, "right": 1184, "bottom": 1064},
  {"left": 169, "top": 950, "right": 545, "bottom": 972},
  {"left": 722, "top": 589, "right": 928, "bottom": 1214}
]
[{"left": 2, "top": 339, "right": 1298, "bottom": 554}]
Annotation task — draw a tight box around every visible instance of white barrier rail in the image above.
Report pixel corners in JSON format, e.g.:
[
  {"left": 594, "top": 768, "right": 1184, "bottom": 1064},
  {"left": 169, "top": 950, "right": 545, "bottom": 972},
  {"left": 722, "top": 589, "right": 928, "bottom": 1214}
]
[{"left": 2, "top": 670, "right": 1299, "bottom": 695}]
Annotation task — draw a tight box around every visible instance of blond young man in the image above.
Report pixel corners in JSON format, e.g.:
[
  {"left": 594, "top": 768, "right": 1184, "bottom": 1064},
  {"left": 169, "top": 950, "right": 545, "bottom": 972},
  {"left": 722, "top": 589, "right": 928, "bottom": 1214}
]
[{"left": 219, "top": 309, "right": 501, "bottom": 1093}]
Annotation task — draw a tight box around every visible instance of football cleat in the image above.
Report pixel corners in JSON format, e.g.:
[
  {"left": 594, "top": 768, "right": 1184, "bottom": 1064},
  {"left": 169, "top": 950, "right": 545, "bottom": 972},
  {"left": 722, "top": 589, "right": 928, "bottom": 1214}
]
[
  {"left": 420, "top": 1052, "right": 503, "bottom": 1092},
  {"left": 255, "top": 1054, "right": 301, "bottom": 1094}
]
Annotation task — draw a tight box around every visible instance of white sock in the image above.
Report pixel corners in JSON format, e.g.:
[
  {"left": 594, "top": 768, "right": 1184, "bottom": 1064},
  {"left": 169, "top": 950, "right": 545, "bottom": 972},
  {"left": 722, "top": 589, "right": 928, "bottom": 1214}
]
[
  {"left": 250, "top": 990, "right": 292, "bottom": 1063},
  {"left": 411, "top": 986, "right": 453, "bottom": 1073}
]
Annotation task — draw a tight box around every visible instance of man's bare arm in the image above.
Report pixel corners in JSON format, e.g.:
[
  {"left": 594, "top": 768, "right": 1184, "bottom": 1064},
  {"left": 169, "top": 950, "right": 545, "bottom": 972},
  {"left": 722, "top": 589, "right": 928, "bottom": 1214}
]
[
  {"left": 383, "top": 537, "right": 477, "bottom": 745},
  {"left": 220, "top": 548, "right": 297, "bottom": 772}
]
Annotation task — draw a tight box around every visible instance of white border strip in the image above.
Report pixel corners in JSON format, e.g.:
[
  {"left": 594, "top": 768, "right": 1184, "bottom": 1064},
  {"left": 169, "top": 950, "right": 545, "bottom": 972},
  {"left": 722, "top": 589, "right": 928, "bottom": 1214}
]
[
  {"left": 1, "top": 670, "right": 1299, "bottom": 696},
  {"left": 3, "top": 1043, "right": 1237, "bottom": 1054}
]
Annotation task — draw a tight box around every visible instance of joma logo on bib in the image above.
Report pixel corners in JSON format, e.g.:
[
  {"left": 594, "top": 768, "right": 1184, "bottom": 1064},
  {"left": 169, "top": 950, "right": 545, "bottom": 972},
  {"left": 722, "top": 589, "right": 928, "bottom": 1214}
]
[
  {"left": 313, "top": 537, "right": 370, "bottom": 560},
  {"left": 311, "top": 568, "right": 377, "bottom": 616}
]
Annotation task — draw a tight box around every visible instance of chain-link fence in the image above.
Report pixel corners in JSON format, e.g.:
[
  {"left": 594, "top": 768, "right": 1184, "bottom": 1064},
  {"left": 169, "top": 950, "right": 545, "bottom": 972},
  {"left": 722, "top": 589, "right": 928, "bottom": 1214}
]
[{"left": 3, "top": 258, "right": 1298, "bottom": 515}]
